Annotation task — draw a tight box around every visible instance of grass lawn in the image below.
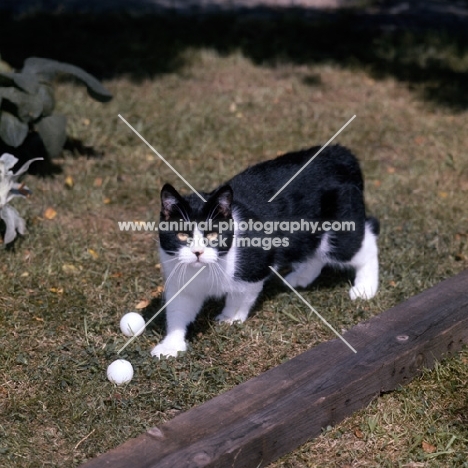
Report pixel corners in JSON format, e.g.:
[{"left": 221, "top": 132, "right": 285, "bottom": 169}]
[{"left": 0, "top": 7, "right": 468, "bottom": 467}]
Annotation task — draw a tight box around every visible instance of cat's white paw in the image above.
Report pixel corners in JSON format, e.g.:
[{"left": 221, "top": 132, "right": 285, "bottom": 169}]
[
  {"left": 349, "top": 283, "right": 377, "bottom": 300},
  {"left": 284, "top": 271, "right": 310, "bottom": 288},
  {"left": 151, "top": 340, "right": 186, "bottom": 358},
  {"left": 216, "top": 311, "right": 247, "bottom": 324}
]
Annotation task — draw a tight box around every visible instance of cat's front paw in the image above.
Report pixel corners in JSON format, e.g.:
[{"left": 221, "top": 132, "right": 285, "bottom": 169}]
[
  {"left": 349, "top": 283, "right": 377, "bottom": 300},
  {"left": 151, "top": 340, "right": 186, "bottom": 358}
]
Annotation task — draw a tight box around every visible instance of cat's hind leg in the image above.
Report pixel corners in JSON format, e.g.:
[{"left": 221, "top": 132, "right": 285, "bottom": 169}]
[
  {"left": 349, "top": 221, "right": 379, "bottom": 300},
  {"left": 284, "top": 235, "right": 331, "bottom": 288},
  {"left": 284, "top": 256, "right": 325, "bottom": 288},
  {"left": 216, "top": 280, "right": 264, "bottom": 324}
]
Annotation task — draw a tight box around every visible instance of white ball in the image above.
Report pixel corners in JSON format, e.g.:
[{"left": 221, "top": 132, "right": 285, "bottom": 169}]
[
  {"left": 107, "top": 359, "right": 134, "bottom": 385},
  {"left": 120, "top": 312, "right": 146, "bottom": 337}
]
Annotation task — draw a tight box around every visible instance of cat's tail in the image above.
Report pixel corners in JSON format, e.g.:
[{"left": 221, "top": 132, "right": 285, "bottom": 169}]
[{"left": 365, "top": 216, "right": 380, "bottom": 236}]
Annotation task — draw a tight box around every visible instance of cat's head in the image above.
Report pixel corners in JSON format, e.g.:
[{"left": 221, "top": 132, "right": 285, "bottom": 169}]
[{"left": 159, "top": 183, "right": 234, "bottom": 267}]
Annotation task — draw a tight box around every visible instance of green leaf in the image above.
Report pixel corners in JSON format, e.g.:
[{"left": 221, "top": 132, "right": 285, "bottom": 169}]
[
  {"left": 37, "top": 84, "right": 55, "bottom": 116},
  {"left": 22, "top": 57, "right": 113, "bottom": 102},
  {"left": 0, "top": 87, "right": 43, "bottom": 122},
  {"left": 0, "top": 72, "right": 40, "bottom": 94},
  {"left": 0, "top": 111, "right": 28, "bottom": 147},
  {"left": 36, "top": 114, "right": 67, "bottom": 158},
  {"left": 13, "top": 73, "right": 40, "bottom": 94},
  {"left": 0, "top": 72, "right": 41, "bottom": 94}
]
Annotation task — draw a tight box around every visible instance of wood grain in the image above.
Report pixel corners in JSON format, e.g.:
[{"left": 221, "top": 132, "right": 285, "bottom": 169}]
[{"left": 81, "top": 269, "right": 468, "bottom": 468}]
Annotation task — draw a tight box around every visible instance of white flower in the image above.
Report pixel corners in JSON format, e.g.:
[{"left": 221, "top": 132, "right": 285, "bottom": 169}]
[{"left": 0, "top": 153, "right": 42, "bottom": 244}]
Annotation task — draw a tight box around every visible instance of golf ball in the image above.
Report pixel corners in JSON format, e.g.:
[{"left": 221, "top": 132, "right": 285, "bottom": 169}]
[
  {"left": 120, "top": 312, "right": 145, "bottom": 337},
  {"left": 107, "top": 359, "right": 134, "bottom": 385}
]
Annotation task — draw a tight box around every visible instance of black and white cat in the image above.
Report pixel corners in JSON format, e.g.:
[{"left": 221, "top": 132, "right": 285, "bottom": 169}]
[{"left": 151, "top": 145, "right": 379, "bottom": 358}]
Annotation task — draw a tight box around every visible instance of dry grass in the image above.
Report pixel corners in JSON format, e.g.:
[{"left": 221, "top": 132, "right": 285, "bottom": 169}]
[{"left": 0, "top": 8, "right": 468, "bottom": 467}]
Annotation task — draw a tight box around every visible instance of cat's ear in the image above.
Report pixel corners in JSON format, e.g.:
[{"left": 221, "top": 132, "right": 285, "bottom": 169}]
[
  {"left": 161, "top": 184, "right": 184, "bottom": 220},
  {"left": 213, "top": 185, "right": 233, "bottom": 217}
]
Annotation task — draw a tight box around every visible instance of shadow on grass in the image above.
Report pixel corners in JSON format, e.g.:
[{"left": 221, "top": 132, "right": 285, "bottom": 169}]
[
  {"left": 141, "top": 266, "right": 354, "bottom": 344},
  {"left": 0, "top": 131, "right": 104, "bottom": 177},
  {"left": 1, "top": 3, "right": 468, "bottom": 109}
]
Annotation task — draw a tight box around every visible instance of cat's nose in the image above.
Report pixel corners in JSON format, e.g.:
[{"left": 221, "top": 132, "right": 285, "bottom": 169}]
[{"left": 193, "top": 250, "right": 203, "bottom": 258}]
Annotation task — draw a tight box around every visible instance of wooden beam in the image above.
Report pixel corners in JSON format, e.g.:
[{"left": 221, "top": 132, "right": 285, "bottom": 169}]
[{"left": 81, "top": 269, "right": 468, "bottom": 468}]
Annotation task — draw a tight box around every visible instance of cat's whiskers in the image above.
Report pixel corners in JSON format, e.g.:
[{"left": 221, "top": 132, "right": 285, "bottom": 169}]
[
  {"left": 212, "top": 261, "right": 228, "bottom": 294},
  {"left": 178, "top": 263, "right": 189, "bottom": 291},
  {"left": 164, "top": 261, "right": 186, "bottom": 291},
  {"left": 206, "top": 264, "right": 217, "bottom": 294},
  {"left": 205, "top": 205, "right": 219, "bottom": 223},
  {"left": 160, "top": 250, "right": 180, "bottom": 266},
  {"left": 161, "top": 256, "right": 179, "bottom": 265},
  {"left": 168, "top": 262, "right": 183, "bottom": 291},
  {"left": 161, "top": 250, "right": 179, "bottom": 255},
  {"left": 205, "top": 263, "right": 220, "bottom": 295},
  {"left": 176, "top": 207, "right": 190, "bottom": 223},
  {"left": 211, "top": 261, "right": 235, "bottom": 294},
  {"left": 217, "top": 264, "right": 232, "bottom": 293},
  {"left": 164, "top": 263, "right": 179, "bottom": 287},
  {"left": 174, "top": 263, "right": 183, "bottom": 291}
]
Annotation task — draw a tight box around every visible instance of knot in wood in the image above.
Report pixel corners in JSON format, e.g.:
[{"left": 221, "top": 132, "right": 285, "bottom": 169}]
[
  {"left": 193, "top": 451, "right": 212, "bottom": 465},
  {"left": 147, "top": 427, "right": 165, "bottom": 440},
  {"left": 396, "top": 335, "right": 409, "bottom": 342}
]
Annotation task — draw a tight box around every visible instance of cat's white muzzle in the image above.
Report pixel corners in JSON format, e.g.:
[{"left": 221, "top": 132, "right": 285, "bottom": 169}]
[{"left": 179, "top": 246, "right": 218, "bottom": 266}]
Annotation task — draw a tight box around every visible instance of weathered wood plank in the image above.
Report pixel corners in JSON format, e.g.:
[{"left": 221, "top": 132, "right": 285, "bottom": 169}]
[{"left": 81, "top": 269, "right": 468, "bottom": 468}]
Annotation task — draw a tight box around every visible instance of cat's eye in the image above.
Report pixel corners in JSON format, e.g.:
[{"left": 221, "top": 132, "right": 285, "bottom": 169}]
[
  {"left": 206, "top": 232, "right": 218, "bottom": 241},
  {"left": 177, "top": 233, "right": 189, "bottom": 242}
]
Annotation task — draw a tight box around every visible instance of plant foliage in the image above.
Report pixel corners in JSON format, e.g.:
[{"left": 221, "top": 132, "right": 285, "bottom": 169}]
[
  {"left": 0, "top": 56, "right": 112, "bottom": 160},
  {"left": 0, "top": 152, "right": 42, "bottom": 244}
]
